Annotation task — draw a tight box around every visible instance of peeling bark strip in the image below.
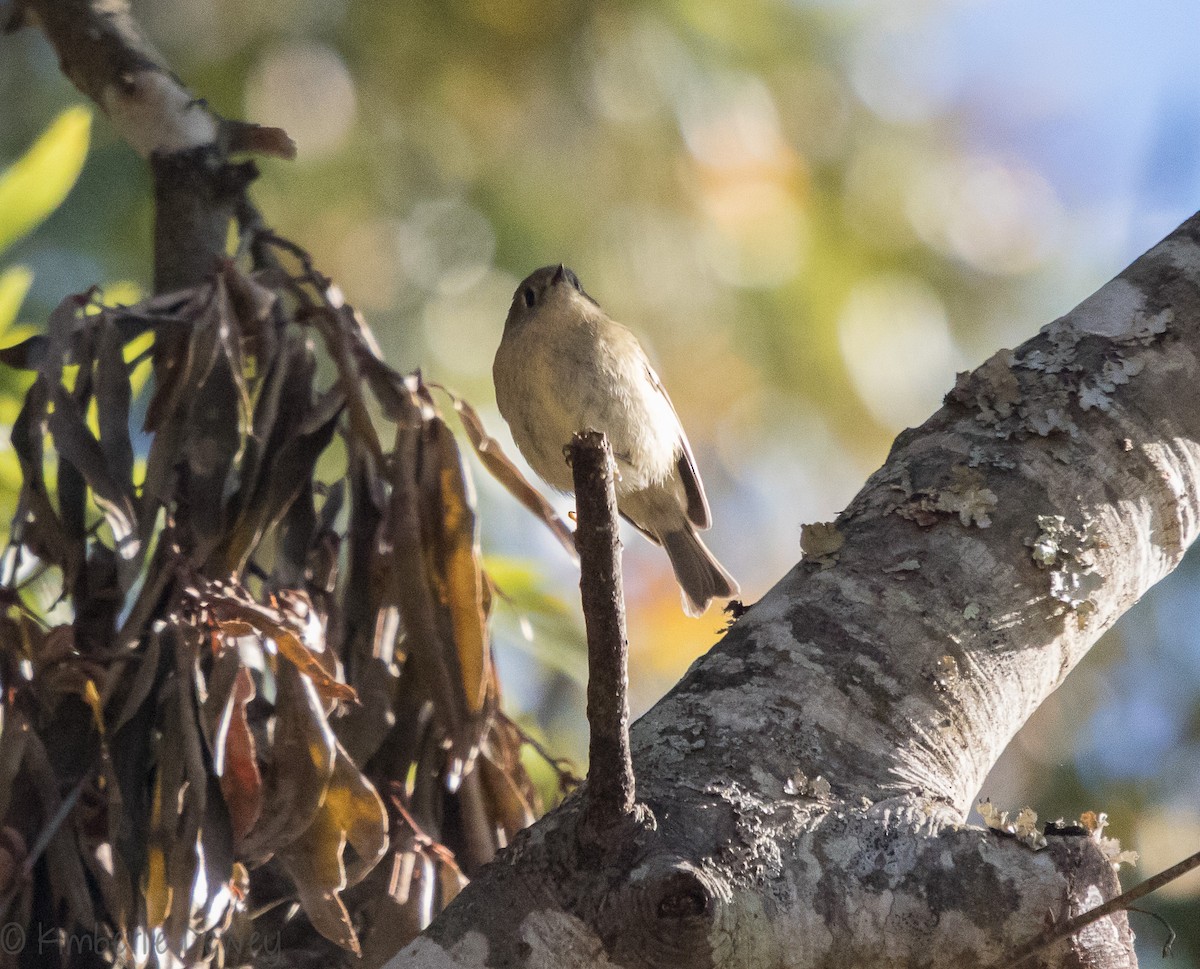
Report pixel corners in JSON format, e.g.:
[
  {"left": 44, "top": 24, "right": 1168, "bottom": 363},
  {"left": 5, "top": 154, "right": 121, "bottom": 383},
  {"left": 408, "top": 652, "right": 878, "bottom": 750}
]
[
  {"left": 571, "top": 430, "right": 638, "bottom": 834},
  {"left": 389, "top": 215, "right": 1200, "bottom": 968}
]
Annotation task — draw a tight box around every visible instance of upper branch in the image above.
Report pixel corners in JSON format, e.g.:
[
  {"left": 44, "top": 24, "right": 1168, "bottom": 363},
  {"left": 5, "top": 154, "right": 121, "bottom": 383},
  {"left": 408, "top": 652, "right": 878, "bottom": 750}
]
[
  {"left": 19, "top": 0, "right": 216, "bottom": 157},
  {"left": 17, "top": 0, "right": 294, "bottom": 291}
]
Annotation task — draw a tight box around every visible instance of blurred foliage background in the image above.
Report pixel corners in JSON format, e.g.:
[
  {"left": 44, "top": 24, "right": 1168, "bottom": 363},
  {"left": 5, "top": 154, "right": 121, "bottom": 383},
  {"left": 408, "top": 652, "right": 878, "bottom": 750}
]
[{"left": 2, "top": 0, "right": 1199, "bottom": 961}]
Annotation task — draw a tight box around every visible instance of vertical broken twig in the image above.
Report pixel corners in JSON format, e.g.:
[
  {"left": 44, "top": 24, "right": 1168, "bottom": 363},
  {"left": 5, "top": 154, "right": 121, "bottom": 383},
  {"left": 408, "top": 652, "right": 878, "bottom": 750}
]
[{"left": 570, "top": 430, "right": 637, "bottom": 831}]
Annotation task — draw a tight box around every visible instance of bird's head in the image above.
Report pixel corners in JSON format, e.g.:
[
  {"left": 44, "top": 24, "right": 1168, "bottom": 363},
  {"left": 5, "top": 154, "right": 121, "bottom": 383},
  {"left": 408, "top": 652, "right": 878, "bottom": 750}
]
[{"left": 504, "top": 263, "right": 599, "bottom": 331}]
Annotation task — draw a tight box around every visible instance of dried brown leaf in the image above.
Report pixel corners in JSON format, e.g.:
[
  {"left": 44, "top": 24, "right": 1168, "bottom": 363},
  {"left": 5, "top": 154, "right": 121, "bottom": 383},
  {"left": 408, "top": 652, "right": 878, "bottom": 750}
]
[
  {"left": 386, "top": 426, "right": 473, "bottom": 784},
  {"left": 0, "top": 334, "right": 47, "bottom": 369},
  {"left": 240, "top": 331, "right": 313, "bottom": 496},
  {"left": 185, "top": 352, "right": 243, "bottom": 561},
  {"left": 309, "top": 309, "right": 385, "bottom": 465},
  {"left": 220, "top": 381, "right": 343, "bottom": 575},
  {"left": 479, "top": 717, "right": 541, "bottom": 836},
  {"left": 239, "top": 663, "right": 336, "bottom": 860},
  {"left": 155, "top": 665, "right": 213, "bottom": 953},
  {"left": 141, "top": 285, "right": 220, "bottom": 520},
  {"left": 0, "top": 827, "right": 28, "bottom": 901},
  {"left": 218, "top": 668, "right": 261, "bottom": 846},
  {"left": 144, "top": 763, "right": 174, "bottom": 928},
  {"left": 442, "top": 389, "right": 578, "bottom": 564},
  {"left": 198, "top": 637, "right": 243, "bottom": 753},
  {"left": 425, "top": 417, "right": 491, "bottom": 714},
  {"left": 107, "top": 630, "right": 162, "bottom": 734},
  {"left": 95, "top": 314, "right": 134, "bottom": 499},
  {"left": 10, "top": 378, "right": 78, "bottom": 578},
  {"left": 0, "top": 708, "right": 30, "bottom": 822},
  {"left": 224, "top": 120, "right": 297, "bottom": 160},
  {"left": 77, "top": 760, "right": 137, "bottom": 937},
  {"left": 436, "top": 854, "right": 469, "bottom": 915},
  {"left": 21, "top": 726, "right": 95, "bottom": 930},
  {"left": 358, "top": 352, "right": 423, "bottom": 424},
  {"left": 210, "top": 597, "right": 356, "bottom": 704}
]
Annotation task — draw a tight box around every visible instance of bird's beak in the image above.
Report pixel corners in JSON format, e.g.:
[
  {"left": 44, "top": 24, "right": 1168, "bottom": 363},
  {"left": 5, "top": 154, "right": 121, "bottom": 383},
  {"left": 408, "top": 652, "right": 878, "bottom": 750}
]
[{"left": 552, "top": 263, "right": 566, "bottom": 285}]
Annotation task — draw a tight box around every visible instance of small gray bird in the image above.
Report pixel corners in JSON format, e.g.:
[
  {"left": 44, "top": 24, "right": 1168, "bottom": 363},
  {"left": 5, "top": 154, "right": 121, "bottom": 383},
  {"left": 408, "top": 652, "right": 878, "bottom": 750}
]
[{"left": 493, "top": 264, "right": 739, "bottom": 616}]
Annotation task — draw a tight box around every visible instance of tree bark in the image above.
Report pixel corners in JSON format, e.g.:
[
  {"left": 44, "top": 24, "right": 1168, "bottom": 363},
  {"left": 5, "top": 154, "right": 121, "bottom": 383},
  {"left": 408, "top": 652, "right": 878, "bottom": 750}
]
[
  {"left": 386, "top": 215, "right": 1200, "bottom": 968},
  {"left": 571, "top": 430, "right": 639, "bottom": 834},
  {"left": 17, "top": 3, "right": 1195, "bottom": 965},
  {"left": 20, "top": 0, "right": 292, "bottom": 293}
]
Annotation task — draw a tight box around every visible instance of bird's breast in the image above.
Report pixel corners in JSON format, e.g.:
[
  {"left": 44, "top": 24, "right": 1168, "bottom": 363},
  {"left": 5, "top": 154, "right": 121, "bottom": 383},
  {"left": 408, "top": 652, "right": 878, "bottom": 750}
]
[{"left": 494, "top": 319, "right": 680, "bottom": 495}]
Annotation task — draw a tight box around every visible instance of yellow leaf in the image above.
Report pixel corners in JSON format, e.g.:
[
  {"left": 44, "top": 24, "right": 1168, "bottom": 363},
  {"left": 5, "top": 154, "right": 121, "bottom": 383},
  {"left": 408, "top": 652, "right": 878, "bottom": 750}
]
[
  {"left": 0, "top": 265, "right": 33, "bottom": 336},
  {"left": 430, "top": 419, "right": 491, "bottom": 713},
  {"left": 0, "top": 450, "right": 20, "bottom": 491},
  {"left": 82, "top": 679, "right": 105, "bottom": 735},
  {"left": 99, "top": 280, "right": 143, "bottom": 308},
  {"left": 144, "top": 778, "right": 172, "bottom": 928},
  {"left": 0, "top": 106, "right": 92, "bottom": 257},
  {"left": 130, "top": 357, "right": 153, "bottom": 398},
  {"left": 276, "top": 747, "right": 387, "bottom": 955},
  {"left": 123, "top": 329, "right": 154, "bottom": 363}
]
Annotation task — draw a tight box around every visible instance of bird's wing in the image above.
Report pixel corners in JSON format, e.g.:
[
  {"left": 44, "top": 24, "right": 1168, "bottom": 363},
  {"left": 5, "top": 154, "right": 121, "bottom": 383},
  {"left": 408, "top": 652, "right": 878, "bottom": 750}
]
[
  {"left": 620, "top": 511, "right": 662, "bottom": 545},
  {"left": 644, "top": 361, "right": 711, "bottom": 530}
]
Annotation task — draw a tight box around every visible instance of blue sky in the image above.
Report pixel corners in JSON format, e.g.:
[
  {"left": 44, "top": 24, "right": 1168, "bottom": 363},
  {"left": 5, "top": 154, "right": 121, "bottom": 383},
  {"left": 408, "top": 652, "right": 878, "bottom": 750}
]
[{"left": 945, "top": 0, "right": 1200, "bottom": 248}]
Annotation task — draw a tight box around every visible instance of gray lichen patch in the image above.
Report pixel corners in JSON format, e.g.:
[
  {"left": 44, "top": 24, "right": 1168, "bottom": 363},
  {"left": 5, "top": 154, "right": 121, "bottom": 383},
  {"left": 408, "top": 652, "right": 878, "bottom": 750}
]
[
  {"left": 800, "top": 521, "right": 844, "bottom": 569},
  {"left": 947, "top": 345, "right": 1079, "bottom": 442},
  {"left": 895, "top": 466, "right": 998, "bottom": 529},
  {"left": 1026, "top": 514, "right": 1104, "bottom": 624},
  {"left": 946, "top": 297, "right": 1167, "bottom": 450},
  {"left": 967, "top": 446, "right": 1016, "bottom": 470},
  {"left": 978, "top": 801, "right": 1046, "bottom": 850},
  {"left": 1077, "top": 355, "right": 1145, "bottom": 412},
  {"left": 949, "top": 350, "right": 1022, "bottom": 425}
]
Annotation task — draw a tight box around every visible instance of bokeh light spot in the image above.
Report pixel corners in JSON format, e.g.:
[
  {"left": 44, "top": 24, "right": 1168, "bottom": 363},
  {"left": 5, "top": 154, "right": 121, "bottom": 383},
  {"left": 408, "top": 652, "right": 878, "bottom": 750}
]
[
  {"left": 837, "top": 273, "right": 960, "bottom": 430},
  {"left": 396, "top": 197, "right": 496, "bottom": 296},
  {"left": 423, "top": 270, "right": 516, "bottom": 379},
  {"left": 245, "top": 42, "right": 357, "bottom": 159},
  {"left": 907, "top": 154, "right": 1064, "bottom": 274},
  {"left": 849, "top": 16, "right": 963, "bottom": 124}
]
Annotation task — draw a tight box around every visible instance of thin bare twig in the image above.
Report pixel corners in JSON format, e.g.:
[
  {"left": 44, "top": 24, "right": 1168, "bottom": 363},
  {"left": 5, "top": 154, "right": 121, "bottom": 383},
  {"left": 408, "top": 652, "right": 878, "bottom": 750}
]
[
  {"left": 0, "top": 768, "right": 92, "bottom": 922},
  {"left": 1004, "top": 848, "right": 1200, "bottom": 967},
  {"left": 1125, "top": 906, "right": 1176, "bottom": 958},
  {"left": 500, "top": 713, "right": 582, "bottom": 794},
  {"left": 571, "top": 430, "right": 637, "bottom": 834}
]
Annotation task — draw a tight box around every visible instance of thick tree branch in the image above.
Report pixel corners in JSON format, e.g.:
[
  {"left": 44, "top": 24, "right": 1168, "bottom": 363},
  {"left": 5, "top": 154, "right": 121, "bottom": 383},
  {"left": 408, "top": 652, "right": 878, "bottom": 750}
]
[
  {"left": 20, "top": 0, "right": 293, "bottom": 293},
  {"left": 151, "top": 148, "right": 256, "bottom": 293},
  {"left": 570, "top": 430, "right": 638, "bottom": 837},
  {"left": 389, "top": 213, "right": 1200, "bottom": 969}
]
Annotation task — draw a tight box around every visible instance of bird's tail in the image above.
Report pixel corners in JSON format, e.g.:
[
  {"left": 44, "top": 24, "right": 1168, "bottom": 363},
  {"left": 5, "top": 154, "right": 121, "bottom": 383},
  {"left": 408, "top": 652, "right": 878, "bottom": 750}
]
[{"left": 662, "top": 527, "right": 739, "bottom": 617}]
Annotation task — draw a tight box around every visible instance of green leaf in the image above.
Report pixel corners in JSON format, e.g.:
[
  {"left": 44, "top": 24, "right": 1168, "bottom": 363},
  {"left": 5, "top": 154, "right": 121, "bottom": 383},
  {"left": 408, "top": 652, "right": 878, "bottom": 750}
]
[
  {"left": 0, "top": 265, "right": 33, "bottom": 337},
  {"left": 486, "top": 556, "right": 587, "bottom": 685},
  {"left": 0, "top": 106, "right": 92, "bottom": 257}
]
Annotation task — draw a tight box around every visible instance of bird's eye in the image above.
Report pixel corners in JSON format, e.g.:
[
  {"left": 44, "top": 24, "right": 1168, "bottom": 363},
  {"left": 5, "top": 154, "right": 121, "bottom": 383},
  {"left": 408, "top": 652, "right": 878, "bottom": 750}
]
[{"left": 522, "top": 287, "right": 536, "bottom": 308}]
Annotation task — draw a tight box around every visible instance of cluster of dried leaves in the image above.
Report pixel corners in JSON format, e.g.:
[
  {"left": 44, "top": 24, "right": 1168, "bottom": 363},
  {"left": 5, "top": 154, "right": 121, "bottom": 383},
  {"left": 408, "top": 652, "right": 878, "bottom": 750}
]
[{"left": 0, "top": 234, "right": 572, "bottom": 967}]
